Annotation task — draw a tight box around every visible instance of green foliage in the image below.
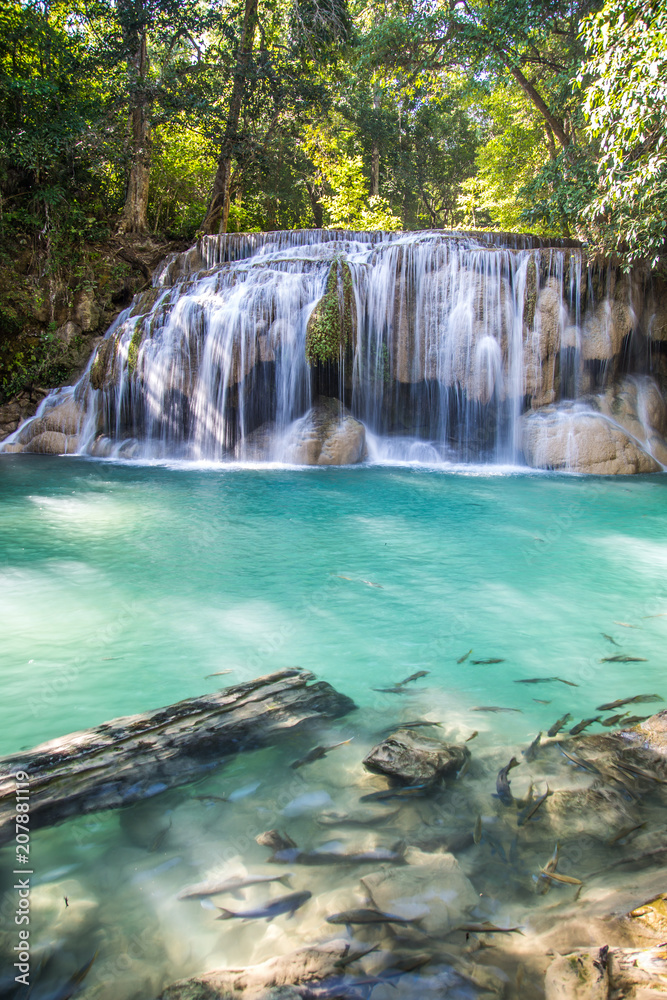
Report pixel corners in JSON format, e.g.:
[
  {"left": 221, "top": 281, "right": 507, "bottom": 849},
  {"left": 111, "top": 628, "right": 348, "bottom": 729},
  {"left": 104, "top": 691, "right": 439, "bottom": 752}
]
[
  {"left": 305, "top": 259, "right": 353, "bottom": 365},
  {"left": 577, "top": 0, "right": 667, "bottom": 268},
  {"left": 0, "top": 332, "right": 80, "bottom": 402},
  {"left": 126, "top": 323, "right": 143, "bottom": 375}
]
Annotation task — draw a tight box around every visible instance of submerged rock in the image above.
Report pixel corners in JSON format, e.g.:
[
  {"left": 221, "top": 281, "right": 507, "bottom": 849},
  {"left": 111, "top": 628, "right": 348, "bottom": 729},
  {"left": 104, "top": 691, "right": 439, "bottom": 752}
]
[
  {"left": 283, "top": 397, "right": 367, "bottom": 466},
  {"left": 361, "top": 848, "right": 477, "bottom": 935},
  {"left": 633, "top": 709, "right": 667, "bottom": 755},
  {"left": 363, "top": 729, "right": 469, "bottom": 785},
  {"left": 521, "top": 404, "right": 661, "bottom": 474},
  {"left": 545, "top": 945, "right": 667, "bottom": 1000}
]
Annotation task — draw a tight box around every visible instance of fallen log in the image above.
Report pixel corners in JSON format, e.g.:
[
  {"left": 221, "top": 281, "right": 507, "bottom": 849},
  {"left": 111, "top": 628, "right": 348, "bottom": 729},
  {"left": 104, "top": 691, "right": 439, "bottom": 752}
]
[{"left": 0, "top": 668, "right": 355, "bottom": 845}]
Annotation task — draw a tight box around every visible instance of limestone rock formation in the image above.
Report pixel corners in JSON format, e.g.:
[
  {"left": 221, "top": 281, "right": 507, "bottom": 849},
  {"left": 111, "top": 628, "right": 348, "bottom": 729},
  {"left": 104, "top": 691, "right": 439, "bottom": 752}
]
[
  {"left": 521, "top": 404, "right": 661, "bottom": 474},
  {"left": 283, "top": 397, "right": 367, "bottom": 465},
  {"left": 634, "top": 709, "right": 667, "bottom": 755},
  {"left": 361, "top": 848, "right": 477, "bottom": 935},
  {"left": 545, "top": 945, "right": 667, "bottom": 1000},
  {"left": 4, "top": 396, "right": 84, "bottom": 455},
  {"left": 363, "top": 728, "right": 470, "bottom": 785}
]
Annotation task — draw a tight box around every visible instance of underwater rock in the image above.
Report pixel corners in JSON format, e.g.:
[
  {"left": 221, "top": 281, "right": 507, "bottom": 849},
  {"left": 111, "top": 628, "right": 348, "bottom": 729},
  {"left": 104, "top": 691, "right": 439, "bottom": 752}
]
[
  {"left": 544, "top": 786, "right": 637, "bottom": 841},
  {"left": 361, "top": 848, "right": 477, "bottom": 935},
  {"left": 521, "top": 404, "right": 661, "bottom": 474},
  {"left": 363, "top": 729, "right": 469, "bottom": 786},
  {"left": 545, "top": 945, "right": 667, "bottom": 1000},
  {"left": 634, "top": 709, "right": 667, "bottom": 755},
  {"left": 283, "top": 397, "right": 367, "bottom": 466},
  {"left": 0, "top": 669, "right": 355, "bottom": 845},
  {"left": 158, "top": 940, "right": 373, "bottom": 1000}
]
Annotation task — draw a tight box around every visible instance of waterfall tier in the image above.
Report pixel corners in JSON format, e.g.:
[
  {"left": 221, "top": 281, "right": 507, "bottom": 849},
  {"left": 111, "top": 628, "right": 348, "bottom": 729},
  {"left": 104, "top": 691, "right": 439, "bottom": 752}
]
[{"left": 4, "top": 229, "right": 667, "bottom": 471}]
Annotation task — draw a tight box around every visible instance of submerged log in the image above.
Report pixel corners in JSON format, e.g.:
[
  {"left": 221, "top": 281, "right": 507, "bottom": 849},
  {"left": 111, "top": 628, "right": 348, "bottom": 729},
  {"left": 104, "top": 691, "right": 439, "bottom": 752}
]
[{"left": 0, "top": 669, "right": 355, "bottom": 845}]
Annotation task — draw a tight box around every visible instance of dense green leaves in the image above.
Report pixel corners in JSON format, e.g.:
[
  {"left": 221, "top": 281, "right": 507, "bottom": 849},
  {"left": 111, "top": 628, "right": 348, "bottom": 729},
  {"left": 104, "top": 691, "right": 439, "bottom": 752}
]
[
  {"left": 577, "top": 0, "right": 667, "bottom": 267},
  {"left": 0, "top": 0, "right": 664, "bottom": 270}
]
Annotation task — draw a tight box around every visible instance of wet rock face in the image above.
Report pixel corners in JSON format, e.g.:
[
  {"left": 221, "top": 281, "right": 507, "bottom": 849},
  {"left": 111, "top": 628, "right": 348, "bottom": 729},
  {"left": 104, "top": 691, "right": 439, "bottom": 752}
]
[
  {"left": 5, "top": 397, "right": 84, "bottom": 454},
  {"left": 363, "top": 729, "right": 470, "bottom": 785},
  {"left": 635, "top": 709, "right": 667, "bottom": 755},
  {"left": 283, "top": 397, "right": 367, "bottom": 466},
  {"left": 521, "top": 404, "right": 661, "bottom": 474}
]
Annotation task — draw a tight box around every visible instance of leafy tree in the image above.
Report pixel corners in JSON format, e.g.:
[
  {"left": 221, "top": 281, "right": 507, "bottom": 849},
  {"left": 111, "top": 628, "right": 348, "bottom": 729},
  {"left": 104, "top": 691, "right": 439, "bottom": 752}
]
[{"left": 577, "top": 0, "right": 667, "bottom": 267}]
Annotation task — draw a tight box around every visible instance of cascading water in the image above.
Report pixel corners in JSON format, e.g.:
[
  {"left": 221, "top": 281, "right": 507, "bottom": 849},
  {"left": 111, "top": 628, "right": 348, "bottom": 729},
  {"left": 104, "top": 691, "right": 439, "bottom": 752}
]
[{"left": 3, "top": 229, "right": 667, "bottom": 470}]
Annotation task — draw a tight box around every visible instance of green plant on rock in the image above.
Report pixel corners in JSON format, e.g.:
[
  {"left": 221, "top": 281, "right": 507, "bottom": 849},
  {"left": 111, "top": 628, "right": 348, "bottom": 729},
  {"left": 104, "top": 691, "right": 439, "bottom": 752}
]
[
  {"left": 126, "top": 324, "right": 144, "bottom": 375},
  {"left": 305, "top": 259, "right": 354, "bottom": 366}
]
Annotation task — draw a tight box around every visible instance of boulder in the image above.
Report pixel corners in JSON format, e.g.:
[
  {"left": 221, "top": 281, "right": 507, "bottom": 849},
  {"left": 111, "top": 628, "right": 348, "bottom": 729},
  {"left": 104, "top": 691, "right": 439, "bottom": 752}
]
[
  {"left": 283, "top": 397, "right": 366, "bottom": 466},
  {"left": 361, "top": 848, "right": 477, "bottom": 936},
  {"left": 363, "top": 729, "right": 469, "bottom": 785},
  {"left": 24, "top": 431, "right": 79, "bottom": 455},
  {"left": 580, "top": 298, "right": 634, "bottom": 361},
  {"left": 521, "top": 405, "right": 661, "bottom": 474},
  {"left": 634, "top": 710, "right": 667, "bottom": 756},
  {"left": 593, "top": 376, "right": 667, "bottom": 467}
]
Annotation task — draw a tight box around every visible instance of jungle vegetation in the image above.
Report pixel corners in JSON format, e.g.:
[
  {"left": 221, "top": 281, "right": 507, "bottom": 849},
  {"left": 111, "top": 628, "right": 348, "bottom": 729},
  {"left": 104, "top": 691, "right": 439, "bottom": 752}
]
[{"left": 0, "top": 0, "right": 665, "bottom": 268}]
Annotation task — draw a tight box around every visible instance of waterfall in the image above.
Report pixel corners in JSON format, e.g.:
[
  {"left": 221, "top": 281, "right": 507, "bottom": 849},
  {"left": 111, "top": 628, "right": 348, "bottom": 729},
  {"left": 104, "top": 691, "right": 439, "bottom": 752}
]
[{"left": 3, "top": 229, "right": 666, "bottom": 470}]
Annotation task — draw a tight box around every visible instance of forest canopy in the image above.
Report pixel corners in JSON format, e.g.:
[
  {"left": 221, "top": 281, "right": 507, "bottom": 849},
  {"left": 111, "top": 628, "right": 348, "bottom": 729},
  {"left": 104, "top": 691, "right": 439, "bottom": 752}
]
[{"left": 0, "top": 0, "right": 665, "bottom": 269}]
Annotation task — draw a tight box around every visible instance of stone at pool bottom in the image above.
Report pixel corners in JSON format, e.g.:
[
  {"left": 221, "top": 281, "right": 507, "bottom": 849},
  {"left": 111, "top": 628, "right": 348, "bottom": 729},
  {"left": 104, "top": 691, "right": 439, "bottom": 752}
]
[{"left": 363, "top": 728, "right": 470, "bottom": 785}]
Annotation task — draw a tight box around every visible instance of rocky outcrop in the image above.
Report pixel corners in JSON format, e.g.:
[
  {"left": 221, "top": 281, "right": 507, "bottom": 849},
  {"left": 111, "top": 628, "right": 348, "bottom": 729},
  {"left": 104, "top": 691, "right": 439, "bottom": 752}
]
[
  {"left": 521, "top": 404, "right": 662, "bottom": 474},
  {"left": 283, "top": 397, "right": 367, "bottom": 465},
  {"left": 363, "top": 728, "right": 470, "bottom": 785},
  {"left": 2, "top": 395, "right": 83, "bottom": 455}
]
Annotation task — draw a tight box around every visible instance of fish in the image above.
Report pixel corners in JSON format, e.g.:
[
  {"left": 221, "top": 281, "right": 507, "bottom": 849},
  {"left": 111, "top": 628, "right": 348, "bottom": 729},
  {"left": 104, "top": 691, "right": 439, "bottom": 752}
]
[
  {"left": 455, "top": 922, "right": 523, "bottom": 934},
  {"left": 568, "top": 717, "right": 601, "bottom": 735},
  {"left": 373, "top": 685, "right": 410, "bottom": 695},
  {"left": 362, "top": 580, "right": 383, "bottom": 588},
  {"left": 602, "top": 633, "right": 620, "bottom": 646},
  {"left": 614, "top": 761, "right": 667, "bottom": 784},
  {"left": 536, "top": 842, "right": 559, "bottom": 895},
  {"left": 557, "top": 745, "right": 601, "bottom": 774},
  {"left": 515, "top": 677, "right": 579, "bottom": 687},
  {"left": 256, "top": 829, "right": 297, "bottom": 852},
  {"left": 547, "top": 713, "right": 572, "bottom": 736},
  {"left": 204, "top": 669, "right": 233, "bottom": 678},
  {"left": 360, "top": 784, "right": 430, "bottom": 802},
  {"left": 270, "top": 846, "right": 405, "bottom": 865},
  {"left": 607, "top": 821, "right": 647, "bottom": 846},
  {"left": 178, "top": 872, "right": 293, "bottom": 900},
  {"left": 539, "top": 870, "right": 582, "bottom": 885},
  {"left": 517, "top": 783, "right": 550, "bottom": 826},
  {"left": 621, "top": 714, "right": 651, "bottom": 725},
  {"left": 457, "top": 649, "right": 473, "bottom": 663},
  {"left": 473, "top": 815, "right": 482, "bottom": 844},
  {"left": 216, "top": 889, "right": 312, "bottom": 921},
  {"left": 522, "top": 732, "right": 542, "bottom": 762},
  {"left": 597, "top": 694, "right": 663, "bottom": 711},
  {"left": 290, "top": 738, "right": 353, "bottom": 770},
  {"left": 533, "top": 698, "right": 551, "bottom": 704},
  {"left": 148, "top": 818, "right": 172, "bottom": 853},
  {"left": 600, "top": 655, "right": 647, "bottom": 663},
  {"left": 471, "top": 658, "right": 505, "bottom": 664},
  {"left": 317, "top": 808, "right": 399, "bottom": 828},
  {"left": 380, "top": 719, "right": 442, "bottom": 732},
  {"left": 43, "top": 953, "right": 98, "bottom": 1000},
  {"left": 472, "top": 706, "right": 522, "bottom": 713},
  {"left": 601, "top": 713, "right": 630, "bottom": 727},
  {"left": 326, "top": 908, "right": 422, "bottom": 927},
  {"left": 496, "top": 757, "right": 520, "bottom": 806},
  {"left": 614, "top": 621, "right": 640, "bottom": 628},
  {"left": 193, "top": 794, "right": 230, "bottom": 804},
  {"left": 465, "top": 730, "right": 478, "bottom": 742},
  {"left": 399, "top": 670, "right": 429, "bottom": 685}
]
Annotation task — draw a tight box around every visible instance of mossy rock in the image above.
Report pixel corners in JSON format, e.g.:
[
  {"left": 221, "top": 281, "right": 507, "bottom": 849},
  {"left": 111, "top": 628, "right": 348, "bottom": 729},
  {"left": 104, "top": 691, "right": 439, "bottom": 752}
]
[
  {"left": 127, "top": 322, "right": 144, "bottom": 375},
  {"left": 305, "top": 259, "right": 354, "bottom": 366},
  {"left": 90, "top": 337, "right": 117, "bottom": 390}
]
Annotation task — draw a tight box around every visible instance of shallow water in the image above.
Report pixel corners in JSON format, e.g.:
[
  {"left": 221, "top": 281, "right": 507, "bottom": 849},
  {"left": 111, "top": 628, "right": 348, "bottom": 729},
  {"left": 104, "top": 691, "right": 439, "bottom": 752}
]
[{"left": 1, "top": 456, "right": 667, "bottom": 997}]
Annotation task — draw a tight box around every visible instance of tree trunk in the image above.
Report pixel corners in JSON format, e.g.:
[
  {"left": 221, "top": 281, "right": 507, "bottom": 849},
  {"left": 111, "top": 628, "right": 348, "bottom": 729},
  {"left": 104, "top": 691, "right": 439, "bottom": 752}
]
[
  {"left": 0, "top": 669, "right": 355, "bottom": 845},
  {"left": 370, "top": 87, "right": 381, "bottom": 197},
  {"left": 202, "top": 0, "right": 259, "bottom": 234},
  {"left": 506, "top": 63, "right": 569, "bottom": 148},
  {"left": 119, "top": 32, "right": 151, "bottom": 235},
  {"left": 305, "top": 179, "right": 323, "bottom": 228}
]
